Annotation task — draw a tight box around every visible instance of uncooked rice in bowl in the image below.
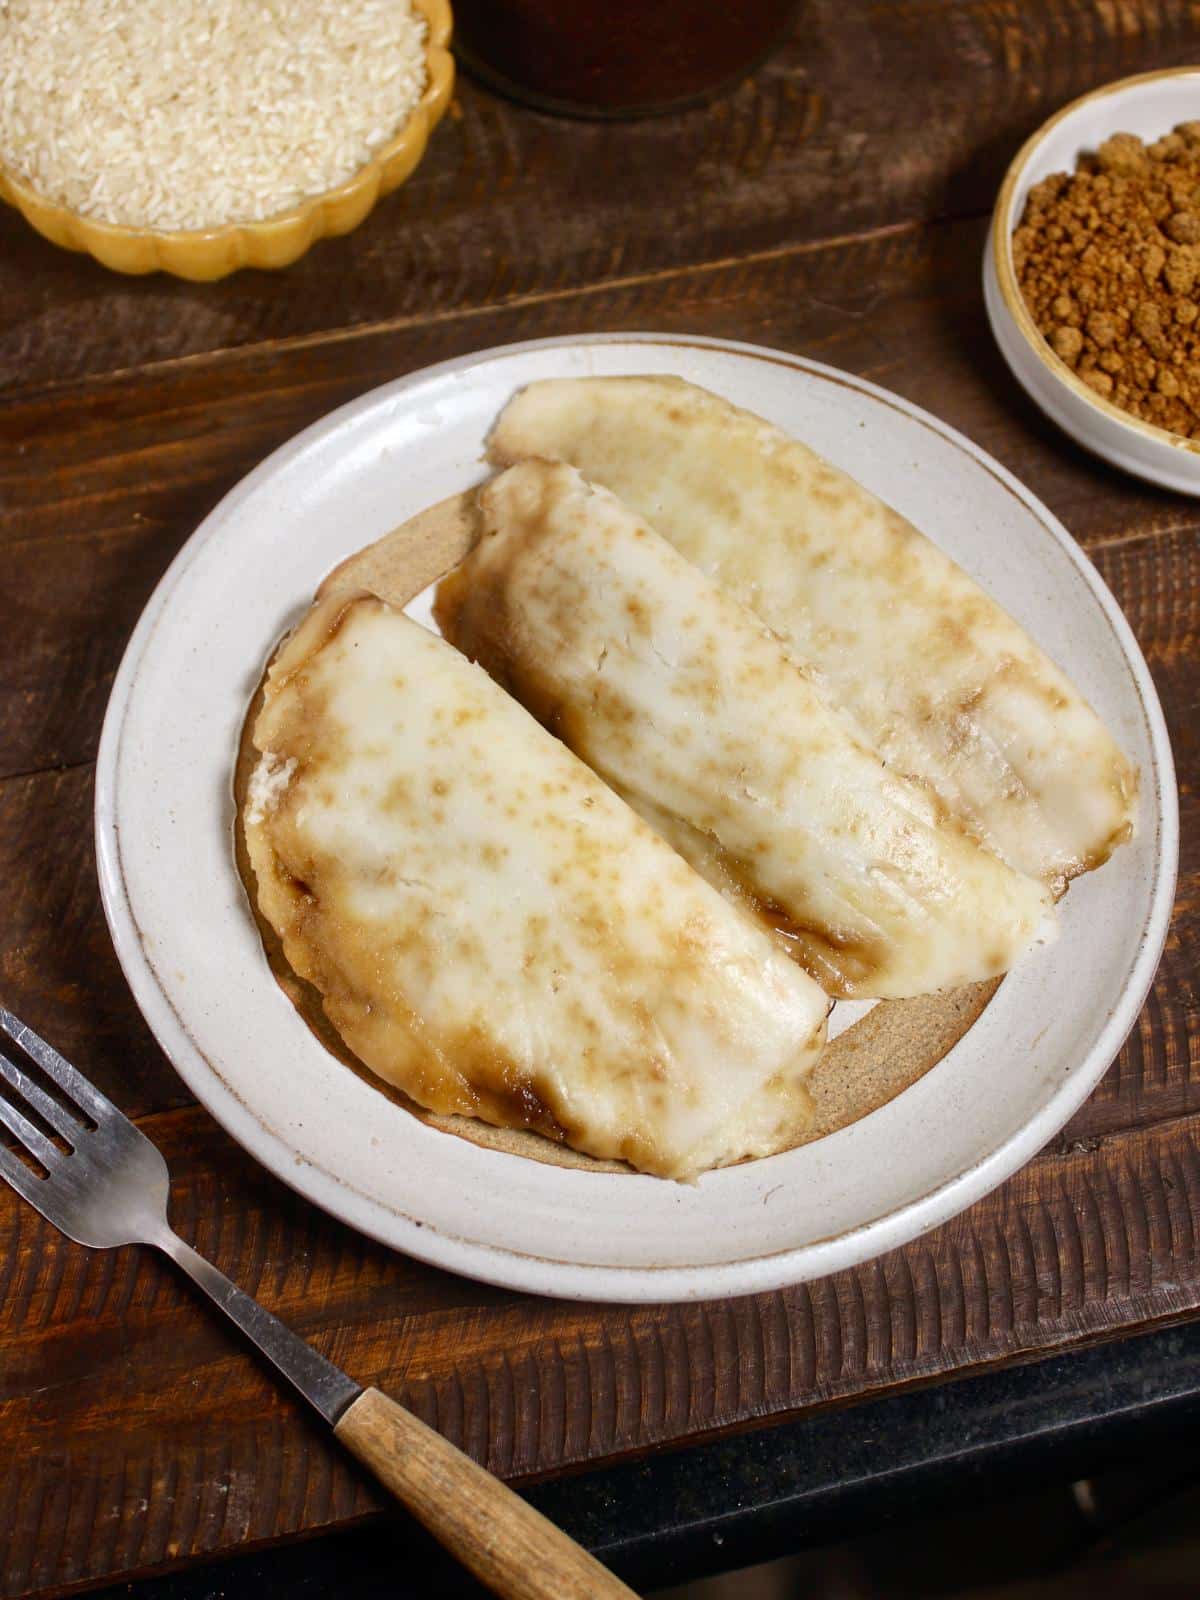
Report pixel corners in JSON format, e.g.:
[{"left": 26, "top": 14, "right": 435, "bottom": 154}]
[{"left": 0, "top": 0, "right": 428, "bottom": 231}]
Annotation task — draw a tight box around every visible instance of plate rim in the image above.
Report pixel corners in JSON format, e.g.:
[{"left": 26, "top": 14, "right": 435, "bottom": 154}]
[{"left": 94, "top": 331, "right": 1179, "bottom": 1302}]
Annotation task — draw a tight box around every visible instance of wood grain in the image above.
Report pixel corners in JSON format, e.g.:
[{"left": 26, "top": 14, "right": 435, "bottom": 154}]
[
  {"left": 4, "top": 1095, "right": 1199, "bottom": 1595},
  {"left": 2, "top": 0, "right": 1199, "bottom": 394},
  {"left": 2, "top": 3, "right": 1198, "bottom": 1594}
]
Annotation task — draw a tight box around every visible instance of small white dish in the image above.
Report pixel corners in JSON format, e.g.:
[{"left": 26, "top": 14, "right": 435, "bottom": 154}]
[
  {"left": 985, "top": 67, "right": 1200, "bottom": 495},
  {"left": 95, "top": 334, "right": 1176, "bottom": 1303}
]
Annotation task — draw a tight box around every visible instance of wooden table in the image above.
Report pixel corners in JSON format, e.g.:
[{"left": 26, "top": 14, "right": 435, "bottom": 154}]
[{"left": 2, "top": 7, "right": 1197, "bottom": 1596}]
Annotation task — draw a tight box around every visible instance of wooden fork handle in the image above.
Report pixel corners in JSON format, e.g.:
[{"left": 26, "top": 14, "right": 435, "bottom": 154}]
[{"left": 335, "top": 1387, "right": 639, "bottom": 1599}]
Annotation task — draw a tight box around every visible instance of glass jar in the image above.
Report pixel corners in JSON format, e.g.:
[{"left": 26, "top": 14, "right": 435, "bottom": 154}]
[{"left": 453, "top": 0, "right": 799, "bottom": 119}]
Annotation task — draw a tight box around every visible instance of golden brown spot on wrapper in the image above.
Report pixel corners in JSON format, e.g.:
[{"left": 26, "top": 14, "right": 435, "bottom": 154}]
[
  {"left": 440, "top": 1022, "right": 576, "bottom": 1145},
  {"left": 1063, "top": 815, "right": 1137, "bottom": 883},
  {"left": 618, "top": 1128, "right": 666, "bottom": 1176}
]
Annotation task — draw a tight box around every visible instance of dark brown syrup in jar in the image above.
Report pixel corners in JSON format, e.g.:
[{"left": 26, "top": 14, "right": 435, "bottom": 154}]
[{"left": 452, "top": 0, "right": 799, "bottom": 118}]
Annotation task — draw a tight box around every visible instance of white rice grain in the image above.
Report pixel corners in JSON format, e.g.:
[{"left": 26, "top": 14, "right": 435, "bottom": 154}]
[{"left": 0, "top": 0, "right": 428, "bottom": 230}]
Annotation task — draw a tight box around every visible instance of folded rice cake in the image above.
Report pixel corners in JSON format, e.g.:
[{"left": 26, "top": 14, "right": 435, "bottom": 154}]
[
  {"left": 243, "top": 593, "right": 829, "bottom": 1180},
  {"left": 438, "top": 459, "right": 1054, "bottom": 1000},
  {"left": 489, "top": 376, "right": 1138, "bottom": 891}
]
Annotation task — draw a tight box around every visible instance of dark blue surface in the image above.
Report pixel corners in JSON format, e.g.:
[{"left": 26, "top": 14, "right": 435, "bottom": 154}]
[{"left": 87, "top": 1315, "right": 1200, "bottom": 1598}]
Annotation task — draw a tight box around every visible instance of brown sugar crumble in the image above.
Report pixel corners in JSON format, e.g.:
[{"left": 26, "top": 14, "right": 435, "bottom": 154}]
[{"left": 1014, "top": 122, "right": 1200, "bottom": 438}]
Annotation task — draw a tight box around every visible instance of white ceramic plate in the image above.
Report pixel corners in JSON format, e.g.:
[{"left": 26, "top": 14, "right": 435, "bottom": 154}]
[{"left": 95, "top": 335, "right": 1177, "bottom": 1303}]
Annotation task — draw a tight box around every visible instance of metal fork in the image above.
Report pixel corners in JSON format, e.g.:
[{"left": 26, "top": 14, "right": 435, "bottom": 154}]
[{"left": 0, "top": 1005, "right": 635, "bottom": 1600}]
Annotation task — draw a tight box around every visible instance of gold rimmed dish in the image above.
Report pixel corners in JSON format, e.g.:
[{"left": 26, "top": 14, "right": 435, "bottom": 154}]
[
  {"left": 985, "top": 67, "right": 1200, "bottom": 495},
  {"left": 0, "top": 0, "right": 453, "bottom": 282}
]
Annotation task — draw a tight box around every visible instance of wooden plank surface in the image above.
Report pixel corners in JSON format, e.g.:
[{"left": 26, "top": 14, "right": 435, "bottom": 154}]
[{"left": 2, "top": 2, "right": 1198, "bottom": 1595}]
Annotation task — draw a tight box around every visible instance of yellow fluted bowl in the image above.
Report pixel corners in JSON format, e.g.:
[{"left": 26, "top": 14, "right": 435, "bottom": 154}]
[{"left": 0, "top": 0, "right": 453, "bottom": 282}]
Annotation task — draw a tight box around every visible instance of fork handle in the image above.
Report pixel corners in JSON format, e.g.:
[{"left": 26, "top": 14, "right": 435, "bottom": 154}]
[
  {"left": 158, "top": 1231, "right": 636, "bottom": 1598},
  {"left": 336, "top": 1388, "right": 638, "bottom": 1600}
]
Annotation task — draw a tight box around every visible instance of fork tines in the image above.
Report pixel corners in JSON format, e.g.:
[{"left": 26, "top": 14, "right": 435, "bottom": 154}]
[
  {"left": 0, "top": 1007, "right": 102, "bottom": 1194},
  {"left": 0, "top": 1006, "right": 106, "bottom": 1123}
]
